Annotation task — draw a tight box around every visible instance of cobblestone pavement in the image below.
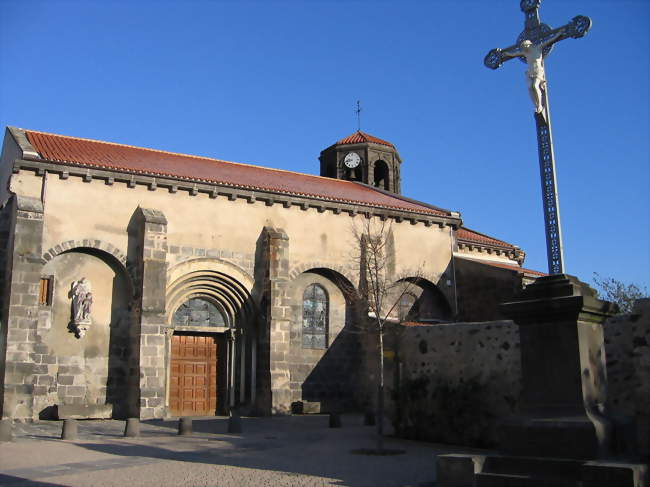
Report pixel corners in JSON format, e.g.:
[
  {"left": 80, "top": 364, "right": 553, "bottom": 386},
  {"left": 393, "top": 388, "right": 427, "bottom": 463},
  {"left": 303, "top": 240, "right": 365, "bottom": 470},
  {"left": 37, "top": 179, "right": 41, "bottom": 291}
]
[{"left": 0, "top": 414, "right": 476, "bottom": 487}]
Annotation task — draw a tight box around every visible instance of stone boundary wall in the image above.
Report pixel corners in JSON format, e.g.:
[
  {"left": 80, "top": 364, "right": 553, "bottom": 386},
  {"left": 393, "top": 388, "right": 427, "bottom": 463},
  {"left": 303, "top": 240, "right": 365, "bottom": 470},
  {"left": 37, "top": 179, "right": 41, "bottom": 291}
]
[
  {"left": 392, "top": 320, "right": 521, "bottom": 448},
  {"left": 604, "top": 298, "right": 650, "bottom": 458},
  {"left": 394, "top": 306, "right": 649, "bottom": 455}
]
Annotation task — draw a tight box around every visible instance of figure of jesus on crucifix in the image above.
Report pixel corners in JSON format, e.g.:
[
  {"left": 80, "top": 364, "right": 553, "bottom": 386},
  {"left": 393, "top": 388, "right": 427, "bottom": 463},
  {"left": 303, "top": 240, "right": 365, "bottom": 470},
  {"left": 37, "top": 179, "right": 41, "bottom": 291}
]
[{"left": 503, "top": 31, "right": 564, "bottom": 115}]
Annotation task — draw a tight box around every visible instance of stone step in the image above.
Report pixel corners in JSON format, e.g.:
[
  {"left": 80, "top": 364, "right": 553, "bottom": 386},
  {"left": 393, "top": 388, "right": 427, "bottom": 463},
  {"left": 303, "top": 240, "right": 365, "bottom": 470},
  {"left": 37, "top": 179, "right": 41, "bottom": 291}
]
[
  {"left": 57, "top": 404, "right": 113, "bottom": 420},
  {"left": 580, "top": 461, "right": 648, "bottom": 487},
  {"left": 475, "top": 472, "right": 577, "bottom": 487},
  {"left": 437, "top": 454, "right": 646, "bottom": 487},
  {"left": 482, "top": 455, "right": 583, "bottom": 477}
]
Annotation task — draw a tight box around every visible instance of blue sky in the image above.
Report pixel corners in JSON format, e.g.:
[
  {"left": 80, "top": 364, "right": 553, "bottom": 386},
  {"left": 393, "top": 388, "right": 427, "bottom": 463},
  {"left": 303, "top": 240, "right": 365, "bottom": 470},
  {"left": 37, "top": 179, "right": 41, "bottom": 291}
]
[{"left": 1, "top": 0, "right": 648, "bottom": 290}]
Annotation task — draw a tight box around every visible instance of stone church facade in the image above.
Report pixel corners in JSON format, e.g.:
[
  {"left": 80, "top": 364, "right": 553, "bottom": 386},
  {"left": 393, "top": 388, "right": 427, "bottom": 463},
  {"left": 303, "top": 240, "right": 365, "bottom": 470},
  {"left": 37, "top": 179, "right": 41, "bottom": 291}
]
[{"left": 0, "top": 127, "right": 534, "bottom": 421}]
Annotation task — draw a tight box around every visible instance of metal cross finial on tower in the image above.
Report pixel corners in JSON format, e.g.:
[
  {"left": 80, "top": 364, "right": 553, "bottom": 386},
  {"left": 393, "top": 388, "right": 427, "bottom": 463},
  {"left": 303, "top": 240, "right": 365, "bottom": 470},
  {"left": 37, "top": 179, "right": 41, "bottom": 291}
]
[
  {"left": 484, "top": 0, "right": 592, "bottom": 275},
  {"left": 355, "top": 100, "right": 362, "bottom": 131}
]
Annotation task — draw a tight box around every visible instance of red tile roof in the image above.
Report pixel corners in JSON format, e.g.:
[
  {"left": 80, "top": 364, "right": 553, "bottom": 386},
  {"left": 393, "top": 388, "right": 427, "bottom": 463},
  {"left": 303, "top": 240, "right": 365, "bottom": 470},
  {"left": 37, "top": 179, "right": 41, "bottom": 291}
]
[
  {"left": 23, "top": 129, "right": 447, "bottom": 216},
  {"left": 336, "top": 131, "right": 394, "bottom": 148},
  {"left": 457, "top": 227, "right": 515, "bottom": 250}
]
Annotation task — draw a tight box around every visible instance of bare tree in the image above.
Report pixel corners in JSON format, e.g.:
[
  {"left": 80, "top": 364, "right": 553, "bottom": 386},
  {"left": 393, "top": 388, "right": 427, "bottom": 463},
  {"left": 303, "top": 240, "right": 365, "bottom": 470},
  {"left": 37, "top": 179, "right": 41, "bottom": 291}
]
[
  {"left": 592, "top": 273, "right": 648, "bottom": 314},
  {"left": 351, "top": 217, "right": 424, "bottom": 453}
]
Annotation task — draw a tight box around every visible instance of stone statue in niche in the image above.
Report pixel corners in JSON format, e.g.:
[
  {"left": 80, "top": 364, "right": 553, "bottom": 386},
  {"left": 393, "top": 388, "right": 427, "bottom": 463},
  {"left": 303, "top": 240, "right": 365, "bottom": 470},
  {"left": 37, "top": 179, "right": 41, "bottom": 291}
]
[{"left": 68, "top": 277, "right": 93, "bottom": 338}]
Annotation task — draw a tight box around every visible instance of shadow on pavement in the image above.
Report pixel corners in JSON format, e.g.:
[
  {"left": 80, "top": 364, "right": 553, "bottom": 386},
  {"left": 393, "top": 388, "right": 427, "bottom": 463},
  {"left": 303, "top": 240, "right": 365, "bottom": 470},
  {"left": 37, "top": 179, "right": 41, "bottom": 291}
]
[
  {"left": 75, "top": 415, "right": 442, "bottom": 487},
  {"left": 0, "top": 474, "right": 69, "bottom": 486}
]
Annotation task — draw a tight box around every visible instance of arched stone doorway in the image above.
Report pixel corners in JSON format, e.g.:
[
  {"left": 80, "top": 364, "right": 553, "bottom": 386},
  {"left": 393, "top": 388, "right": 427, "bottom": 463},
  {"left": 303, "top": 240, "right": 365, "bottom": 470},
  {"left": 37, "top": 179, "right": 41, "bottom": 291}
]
[{"left": 166, "top": 261, "right": 255, "bottom": 416}]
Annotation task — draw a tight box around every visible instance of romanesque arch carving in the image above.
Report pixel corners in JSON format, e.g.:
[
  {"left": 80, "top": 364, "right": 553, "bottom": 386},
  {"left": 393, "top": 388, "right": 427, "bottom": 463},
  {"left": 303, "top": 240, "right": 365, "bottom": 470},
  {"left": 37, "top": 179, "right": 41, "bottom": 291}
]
[
  {"left": 40, "top": 240, "right": 133, "bottom": 299},
  {"left": 166, "top": 258, "right": 255, "bottom": 330},
  {"left": 41, "top": 239, "right": 127, "bottom": 267},
  {"left": 168, "top": 258, "right": 254, "bottom": 292},
  {"left": 289, "top": 262, "right": 357, "bottom": 289}
]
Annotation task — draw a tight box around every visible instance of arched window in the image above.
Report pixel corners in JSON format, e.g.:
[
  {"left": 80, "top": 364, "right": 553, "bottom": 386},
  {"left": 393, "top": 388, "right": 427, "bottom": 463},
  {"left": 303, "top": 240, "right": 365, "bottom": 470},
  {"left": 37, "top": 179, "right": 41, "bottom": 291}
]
[
  {"left": 373, "top": 160, "right": 390, "bottom": 191},
  {"left": 172, "top": 298, "right": 227, "bottom": 327},
  {"left": 302, "top": 284, "right": 328, "bottom": 349}
]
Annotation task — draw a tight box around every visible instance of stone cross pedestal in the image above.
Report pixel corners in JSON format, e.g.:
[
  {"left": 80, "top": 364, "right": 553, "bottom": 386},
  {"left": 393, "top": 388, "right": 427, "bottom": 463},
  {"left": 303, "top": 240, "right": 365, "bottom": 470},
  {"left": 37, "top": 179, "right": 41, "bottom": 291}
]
[{"left": 499, "top": 274, "right": 618, "bottom": 459}]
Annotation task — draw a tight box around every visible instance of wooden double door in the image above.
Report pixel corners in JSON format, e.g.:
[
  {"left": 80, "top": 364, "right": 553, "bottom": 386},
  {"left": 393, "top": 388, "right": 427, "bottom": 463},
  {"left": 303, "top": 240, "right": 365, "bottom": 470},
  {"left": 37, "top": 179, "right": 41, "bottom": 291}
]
[{"left": 170, "top": 334, "right": 221, "bottom": 416}]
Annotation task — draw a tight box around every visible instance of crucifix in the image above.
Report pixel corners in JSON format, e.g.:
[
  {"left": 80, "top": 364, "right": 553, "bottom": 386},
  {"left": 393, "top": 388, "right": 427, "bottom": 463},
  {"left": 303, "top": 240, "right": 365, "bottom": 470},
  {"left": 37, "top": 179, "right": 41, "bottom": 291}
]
[{"left": 484, "top": 0, "right": 591, "bottom": 275}]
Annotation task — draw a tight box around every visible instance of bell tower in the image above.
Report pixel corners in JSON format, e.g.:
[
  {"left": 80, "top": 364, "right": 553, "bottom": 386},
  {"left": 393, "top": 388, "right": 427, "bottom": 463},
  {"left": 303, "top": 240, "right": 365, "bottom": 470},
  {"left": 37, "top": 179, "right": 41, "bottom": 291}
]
[{"left": 319, "top": 131, "right": 402, "bottom": 194}]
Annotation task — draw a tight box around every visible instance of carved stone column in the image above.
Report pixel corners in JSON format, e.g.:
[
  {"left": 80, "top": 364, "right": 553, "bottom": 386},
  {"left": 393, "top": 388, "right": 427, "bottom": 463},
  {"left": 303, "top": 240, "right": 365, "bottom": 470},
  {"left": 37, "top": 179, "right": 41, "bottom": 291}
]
[
  {"left": 499, "top": 274, "right": 618, "bottom": 459},
  {"left": 0, "top": 196, "right": 44, "bottom": 420},
  {"left": 134, "top": 207, "right": 168, "bottom": 420}
]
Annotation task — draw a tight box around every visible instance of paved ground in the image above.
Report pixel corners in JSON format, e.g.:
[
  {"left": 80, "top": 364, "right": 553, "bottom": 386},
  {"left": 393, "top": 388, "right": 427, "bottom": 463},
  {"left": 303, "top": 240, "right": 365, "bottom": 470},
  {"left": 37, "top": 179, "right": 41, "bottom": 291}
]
[{"left": 0, "top": 414, "right": 476, "bottom": 487}]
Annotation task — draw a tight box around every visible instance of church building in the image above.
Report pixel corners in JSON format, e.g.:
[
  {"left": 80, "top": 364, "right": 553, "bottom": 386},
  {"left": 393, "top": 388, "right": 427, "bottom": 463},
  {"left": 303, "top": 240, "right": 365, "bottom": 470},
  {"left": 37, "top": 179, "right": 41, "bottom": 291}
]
[{"left": 0, "top": 126, "right": 538, "bottom": 420}]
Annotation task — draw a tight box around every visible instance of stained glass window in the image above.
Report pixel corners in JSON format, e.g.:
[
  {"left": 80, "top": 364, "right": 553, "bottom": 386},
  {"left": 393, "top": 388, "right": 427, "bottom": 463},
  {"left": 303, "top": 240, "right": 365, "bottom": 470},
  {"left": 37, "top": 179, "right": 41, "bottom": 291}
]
[
  {"left": 172, "top": 298, "right": 226, "bottom": 327},
  {"left": 302, "top": 284, "right": 328, "bottom": 349}
]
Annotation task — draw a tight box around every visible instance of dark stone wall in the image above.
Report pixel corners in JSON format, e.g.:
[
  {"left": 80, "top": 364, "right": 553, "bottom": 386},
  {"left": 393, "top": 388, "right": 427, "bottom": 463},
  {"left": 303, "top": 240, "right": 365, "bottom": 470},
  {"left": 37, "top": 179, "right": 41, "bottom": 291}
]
[{"left": 454, "top": 258, "right": 523, "bottom": 321}]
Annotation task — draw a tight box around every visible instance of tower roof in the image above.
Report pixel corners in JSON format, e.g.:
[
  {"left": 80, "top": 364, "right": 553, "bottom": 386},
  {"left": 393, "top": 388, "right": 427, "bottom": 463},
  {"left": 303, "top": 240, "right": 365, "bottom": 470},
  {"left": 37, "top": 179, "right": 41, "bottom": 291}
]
[{"left": 335, "top": 130, "right": 394, "bottom": 148}]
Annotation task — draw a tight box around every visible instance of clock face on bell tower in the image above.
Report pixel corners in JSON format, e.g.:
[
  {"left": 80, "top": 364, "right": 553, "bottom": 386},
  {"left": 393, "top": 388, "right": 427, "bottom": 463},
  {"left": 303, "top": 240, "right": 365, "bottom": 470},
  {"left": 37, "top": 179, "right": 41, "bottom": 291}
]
[
  {"left": 343, "top": 152, "right": 361, "bottom": 169},
  {"left": 318, "top": 130, "right": 403, "bottom": 195}
]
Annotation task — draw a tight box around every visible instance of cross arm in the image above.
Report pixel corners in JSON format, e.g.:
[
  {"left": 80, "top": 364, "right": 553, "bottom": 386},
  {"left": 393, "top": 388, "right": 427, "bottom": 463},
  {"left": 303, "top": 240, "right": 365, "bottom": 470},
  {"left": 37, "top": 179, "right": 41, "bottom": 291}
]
[
  {"left": 484, "top": 14, "right": 592, "bottom": 70},
  {"left": 484, "top": 45, "right": 521, "bottom": 71},
  {"left": 541, "top": 15, "right": 592, "bottom": 48}
]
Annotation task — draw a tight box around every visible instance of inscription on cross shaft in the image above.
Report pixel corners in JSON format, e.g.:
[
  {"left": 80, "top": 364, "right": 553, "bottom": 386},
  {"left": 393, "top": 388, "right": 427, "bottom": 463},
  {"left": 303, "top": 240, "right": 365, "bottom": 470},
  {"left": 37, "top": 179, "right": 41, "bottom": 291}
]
[{"left": 484, "top": 0, "right": 592, "bottom": 275}]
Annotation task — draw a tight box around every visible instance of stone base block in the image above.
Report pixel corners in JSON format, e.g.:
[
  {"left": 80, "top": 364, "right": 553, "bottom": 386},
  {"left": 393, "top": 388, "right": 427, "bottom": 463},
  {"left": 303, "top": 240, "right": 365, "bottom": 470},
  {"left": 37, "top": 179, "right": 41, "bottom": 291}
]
[
  {"left": 499, "top": 415, "right": 598, "bottom": 459},
  {"left": 471, "top": 454, "right": 647, "bottom": 487},
  {"left": 290, "top": 400, "right": 321, "bottom": 414},
  {"left": 436, "top": 454, "right": 485, "bottom": 487},
  {"left": 302, "top": 401, "right": 321, "bottom": 414},
  {"left": 57, "top": 404, "right": 113, "bottom": 420},
  {"left": 0, "top": 419, "right": 13, "bottom": 442},
  {"left": 581, "top": 461, "right": 648, "bottom": 487}
]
